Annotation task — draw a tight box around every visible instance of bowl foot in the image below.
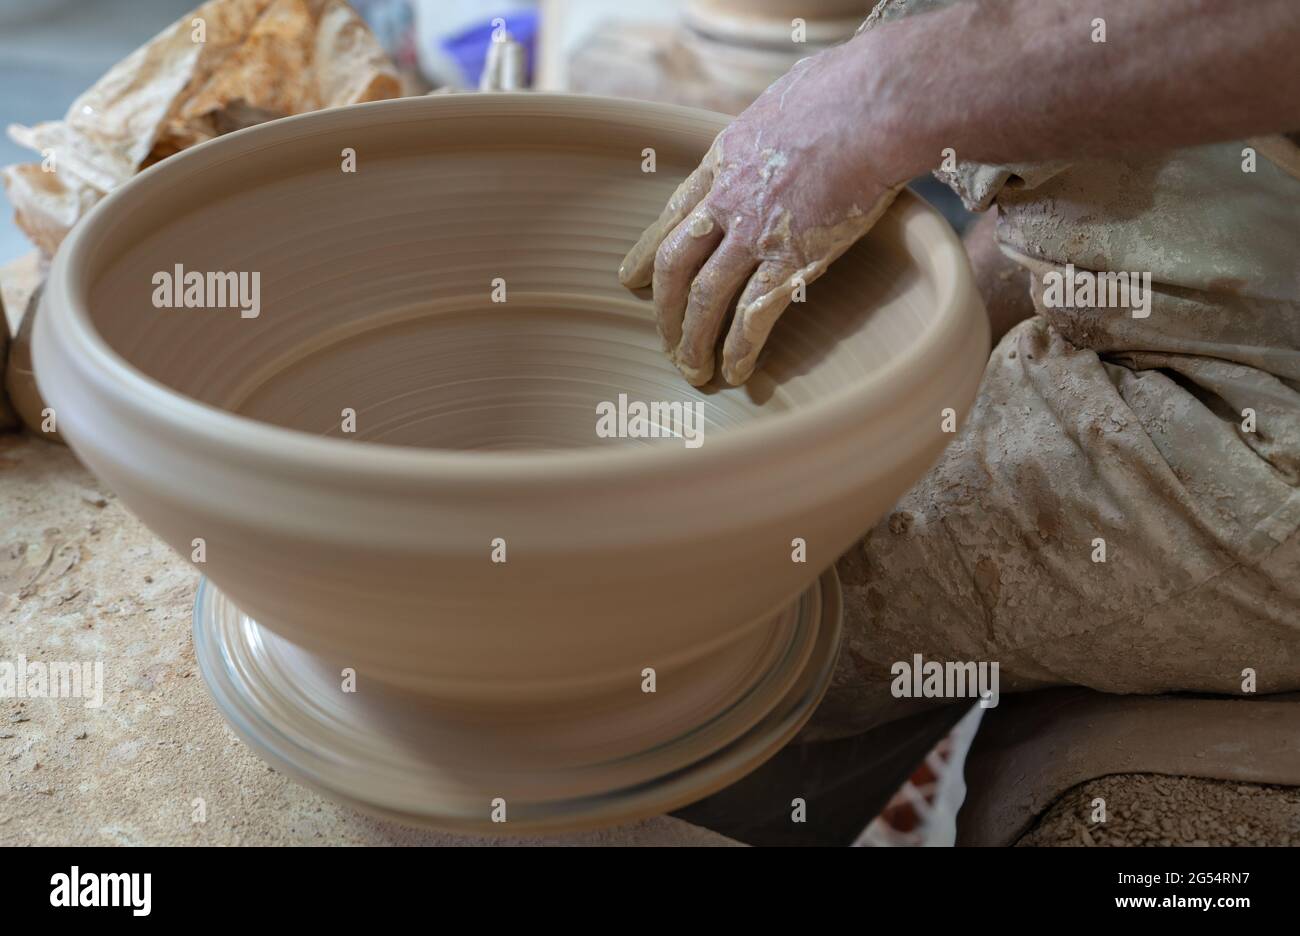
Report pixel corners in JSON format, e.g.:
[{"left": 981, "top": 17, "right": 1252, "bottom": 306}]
[{"left": 193, "top": 571, "right": 841, "bottom": 834}]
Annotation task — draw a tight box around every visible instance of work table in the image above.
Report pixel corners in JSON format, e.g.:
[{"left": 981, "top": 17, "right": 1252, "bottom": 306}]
[{"left": 0, "top": 432, "right": 736, "bottom": 846}]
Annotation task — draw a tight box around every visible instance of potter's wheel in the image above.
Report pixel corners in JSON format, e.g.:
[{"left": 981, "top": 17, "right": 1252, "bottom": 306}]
[{"left": 194, "top": 571, "right": 841, "bottom": 833}]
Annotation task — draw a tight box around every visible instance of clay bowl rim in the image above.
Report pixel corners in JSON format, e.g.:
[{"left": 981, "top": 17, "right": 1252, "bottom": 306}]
[{"left": 44, "top": 93, "right": 978, "bottom": 489}]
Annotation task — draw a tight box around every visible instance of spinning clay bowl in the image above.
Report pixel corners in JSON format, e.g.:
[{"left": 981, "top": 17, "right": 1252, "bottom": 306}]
[{"left": 35, "top": 94, "right": 987, "bottom": 827}]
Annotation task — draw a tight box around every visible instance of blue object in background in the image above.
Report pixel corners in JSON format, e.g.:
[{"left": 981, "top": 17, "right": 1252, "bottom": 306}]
[
  {"left": 349, "top": 0, "right": 418, "bottom": 70},
  {"left": 441, "top": 10, "right": 538, "bottom": 88}
]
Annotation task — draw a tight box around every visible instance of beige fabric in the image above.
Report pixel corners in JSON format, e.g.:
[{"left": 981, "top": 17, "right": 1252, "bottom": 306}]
[{"left": 808, "top": 0, "right": 1300, "bottom": 737}]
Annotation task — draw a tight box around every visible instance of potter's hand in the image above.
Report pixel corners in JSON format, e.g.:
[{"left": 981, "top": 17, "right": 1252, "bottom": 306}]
[
  {"left": 622, "top": 0, "right": 1300, "bottom": 385},
  {"left": 619, "top": 40, "right": 909, "bottom": 386}
]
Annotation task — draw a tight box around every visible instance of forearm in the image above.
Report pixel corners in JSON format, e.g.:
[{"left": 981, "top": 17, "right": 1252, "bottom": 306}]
[{"left": 853, "top": 0, "right": 1300, "bottom": 181}]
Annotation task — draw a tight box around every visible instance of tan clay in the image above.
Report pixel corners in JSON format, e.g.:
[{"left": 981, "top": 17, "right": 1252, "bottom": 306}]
[
  {"left": 684, "top": 0, "right": 869, "bottom": 46},
  {"left": 0, "top": 255, "right": 47, "bottom": 437},
  {"left": 31, "top": 93, "right": 987, "bottom": 826},
  {"left": 0, "top": 304, "right": 14, "bottom": 434},
  {"left": 5, "top": 286, "right": 61, "bottom": 442}
]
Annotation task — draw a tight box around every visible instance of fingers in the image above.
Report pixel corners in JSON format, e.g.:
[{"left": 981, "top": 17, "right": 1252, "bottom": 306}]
[
  {"left": 652, "top": 208, "right": 723, "bottom": 353},
  {"left": 618, "top": 159, "right": 715, "bottom": 289},
  {"left": 720, "top": 189, "right": 903, "bottom": 384},
  {"left": 721, "top": 260, "right": 808, "bottom": 385},
  {"left": 674, "top": 237, "right": 756, "bottom": 386}
]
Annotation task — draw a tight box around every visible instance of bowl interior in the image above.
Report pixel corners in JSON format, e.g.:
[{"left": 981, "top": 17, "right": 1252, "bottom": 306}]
[{"left": 82, "top": 96, "right": 939, "bottom": 453}]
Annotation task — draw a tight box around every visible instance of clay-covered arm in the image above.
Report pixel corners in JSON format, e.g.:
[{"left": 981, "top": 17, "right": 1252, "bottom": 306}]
[
  {"left": 621, "top": 0, "right": 1300, "bottom": 387},
  {"left": 866, "top": 0, "right": 1300, "bottom": 182}
]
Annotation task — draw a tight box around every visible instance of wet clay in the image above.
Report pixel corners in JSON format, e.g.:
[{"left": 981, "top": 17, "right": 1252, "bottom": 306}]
[
  {"left": 566, "top": 5, "right": 869, "bottom": 139},
  {"left": 0, "top": 255, "right": 50, "bottom": 439},
  {"left": 31, "top": 95, "right": 985, "bottom": 824},
  {"left": 0, "top": 304, "right": 14, "bottom": 434},
  {"left": 35, "top": 93, "right": 986, "bottom": 704},
  {"left": 620, "top": 111, "right": 907, "bottom": 386},
  {"left": 685, "top": 1, "right": 869, "bottom": 46},
  {"left": 5, "top": 286, "right": 58, "bottom": 443}
]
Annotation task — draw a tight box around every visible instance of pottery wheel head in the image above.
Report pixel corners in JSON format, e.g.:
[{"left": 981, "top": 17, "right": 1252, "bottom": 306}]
[{"left": 194, "top": 570, "right": 842, "bottom": 833}]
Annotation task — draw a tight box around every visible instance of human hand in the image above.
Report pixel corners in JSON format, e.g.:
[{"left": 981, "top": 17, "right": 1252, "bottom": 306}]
[{"left": 619, "top": 38, "right": 910, "bottom": 386}]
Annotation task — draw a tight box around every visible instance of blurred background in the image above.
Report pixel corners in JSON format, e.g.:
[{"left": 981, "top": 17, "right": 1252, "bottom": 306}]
[{"left": 0, "top": 0, "right": 966, "bottom": 266}]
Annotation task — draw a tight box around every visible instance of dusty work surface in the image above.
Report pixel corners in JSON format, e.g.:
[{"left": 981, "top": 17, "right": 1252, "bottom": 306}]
[
  {"left": 1017, "top": 773, "right": 1300, "bottom": 847},
  {"left": 0, "top": 433, "right": 736, "bottom": 846}
]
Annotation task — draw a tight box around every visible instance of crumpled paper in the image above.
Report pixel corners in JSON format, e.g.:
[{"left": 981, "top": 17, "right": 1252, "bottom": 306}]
[{"left": 2, "top": 0, "right": 401, "bottom": 257}]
